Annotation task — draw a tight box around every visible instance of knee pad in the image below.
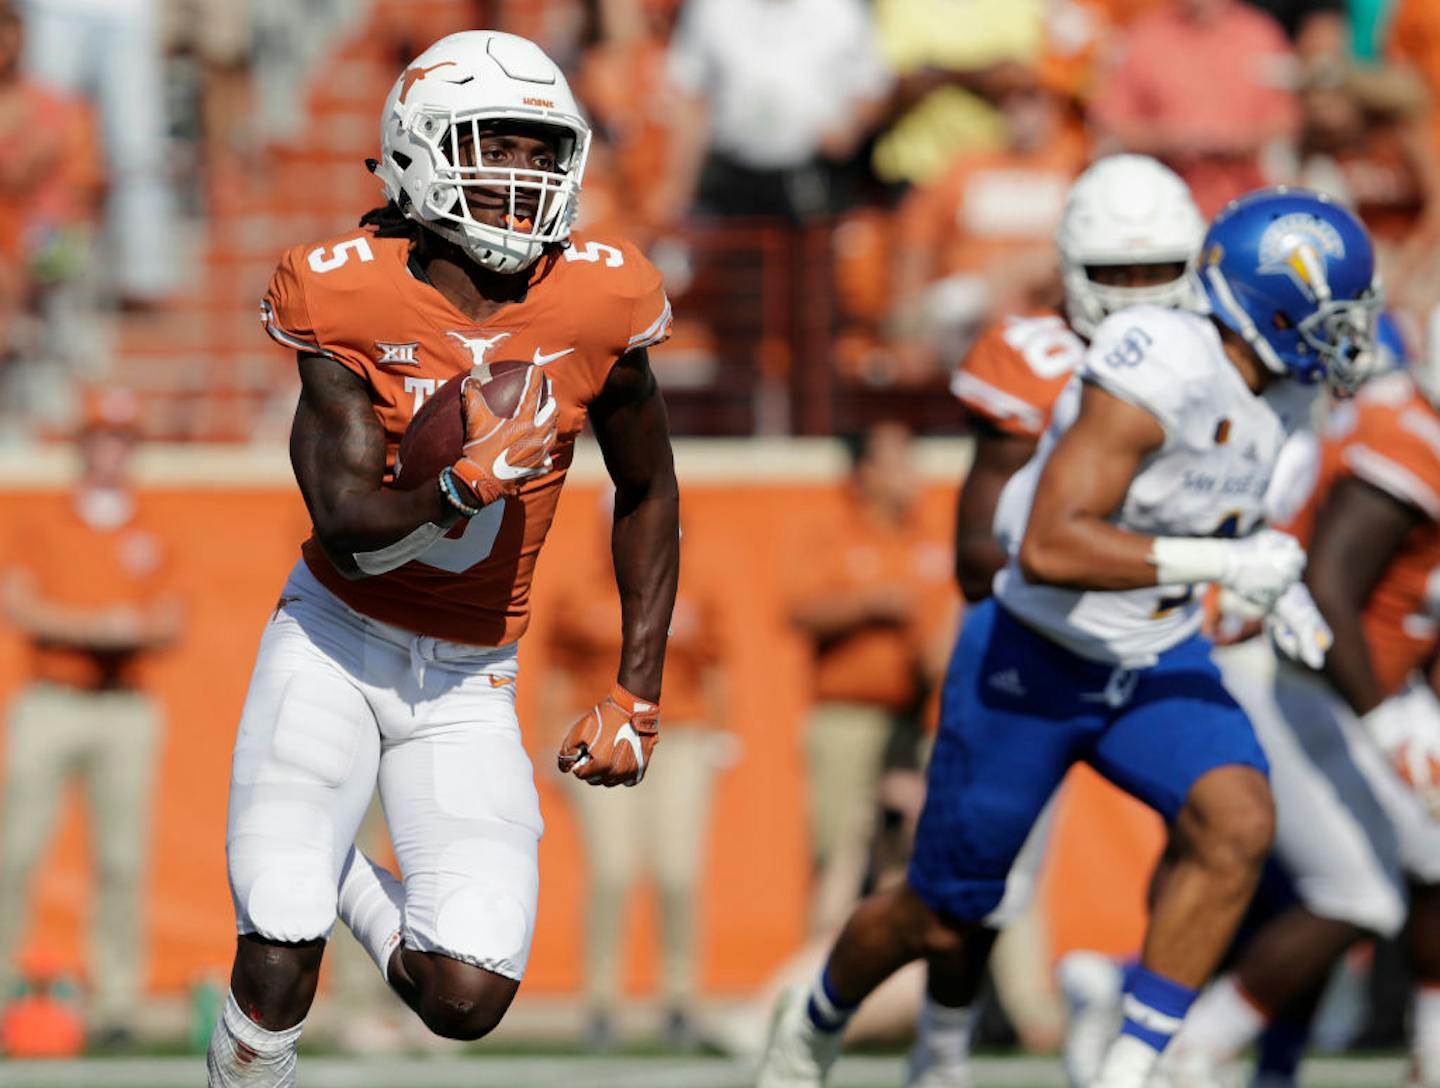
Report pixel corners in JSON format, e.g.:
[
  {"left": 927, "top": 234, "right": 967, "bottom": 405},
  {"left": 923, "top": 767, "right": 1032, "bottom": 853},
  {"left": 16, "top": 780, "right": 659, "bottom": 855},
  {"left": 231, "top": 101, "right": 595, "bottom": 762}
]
[
  {"left": 407, "top": 836, "right": 538, "bottom": 981},
  {"left": 229, "top": 800, "right": 338, "bottom": 942}
]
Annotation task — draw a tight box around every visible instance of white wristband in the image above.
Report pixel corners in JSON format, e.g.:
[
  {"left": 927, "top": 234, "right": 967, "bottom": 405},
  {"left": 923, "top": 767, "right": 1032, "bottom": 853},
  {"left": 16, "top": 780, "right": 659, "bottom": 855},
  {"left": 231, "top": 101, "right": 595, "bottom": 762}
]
[{"left": 1148, "top": 537, "right": 1230, "bottom": 586}]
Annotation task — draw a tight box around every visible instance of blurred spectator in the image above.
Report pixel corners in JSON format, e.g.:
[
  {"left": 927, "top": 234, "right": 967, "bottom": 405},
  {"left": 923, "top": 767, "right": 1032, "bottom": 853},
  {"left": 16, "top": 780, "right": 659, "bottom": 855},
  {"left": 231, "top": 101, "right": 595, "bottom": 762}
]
[
  {"left": 0, "top": 388, "right": 182, "bottom": 1044},
  {"left": 571, "top": 0, "right": 681, "bottom": 242},
  {"left": 786, "top": 422, "right": 954, "bottom": 934},
  {"left": 868, "top": 0, "right": 1048, "bottom": 188},
  {"left": 1090, "top": 0, "right": 1301, "bottom": 216},
  {"left": 658, "top": 0, "right": 893, "bottom": 224},
  {"left": 1244, "top": 0, "right": 1346, "bottom": 59},
  {"left": 1291, "top": 59, "right": 1440, "bottom": 315},
  {"left": 546, "top": 503, "right": 731, "bottom": 1050},
  {"left": 250, "top": 0, "right": 363, "bottom": 144},
  {"left": 20, "top": 0, "right": 177, "bottom": 306},
  {"left": 886, "top": 75, "right": 1085, "bottom": 378},
  {"left": 1388, "top": 0, "right": 1440, "bottom": 150},
  {"left": 0, "top": 0, "right": 100, "bottom": 419}
]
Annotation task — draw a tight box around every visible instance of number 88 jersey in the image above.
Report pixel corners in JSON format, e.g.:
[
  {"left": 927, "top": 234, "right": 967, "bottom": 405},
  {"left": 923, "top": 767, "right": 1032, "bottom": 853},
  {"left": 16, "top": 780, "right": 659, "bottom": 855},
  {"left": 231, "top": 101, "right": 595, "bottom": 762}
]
[{"left": 260, "top": 226, "right": 672, "bottom": 647}]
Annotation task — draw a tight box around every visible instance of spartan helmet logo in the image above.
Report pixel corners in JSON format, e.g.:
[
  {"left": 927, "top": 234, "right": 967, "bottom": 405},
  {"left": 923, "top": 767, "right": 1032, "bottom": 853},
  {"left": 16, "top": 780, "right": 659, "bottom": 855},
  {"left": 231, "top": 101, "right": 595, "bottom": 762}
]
[
  {"left": 1257, "top": 214, "right": 1347, "bottom": 303},
  {"left": 446, "top": 330, "right": 511, "bottom": 367}
]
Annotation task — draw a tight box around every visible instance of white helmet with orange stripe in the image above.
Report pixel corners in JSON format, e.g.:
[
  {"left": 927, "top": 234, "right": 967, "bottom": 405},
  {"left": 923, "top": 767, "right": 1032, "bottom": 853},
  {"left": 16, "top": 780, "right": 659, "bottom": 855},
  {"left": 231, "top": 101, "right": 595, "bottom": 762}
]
[
  {"left": 1056, "top": 154, "right": 1206, "bottom": 339},
  {"left": 373, "top": 31, "right": 592, "bottom": 275}
]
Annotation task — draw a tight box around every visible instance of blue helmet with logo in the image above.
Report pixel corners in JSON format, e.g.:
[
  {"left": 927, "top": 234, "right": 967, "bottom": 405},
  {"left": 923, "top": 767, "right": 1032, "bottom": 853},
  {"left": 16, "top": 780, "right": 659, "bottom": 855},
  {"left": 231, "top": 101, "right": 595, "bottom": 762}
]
[{"left": 1200, "top": 188, "right": 1380, "bottom": 393}]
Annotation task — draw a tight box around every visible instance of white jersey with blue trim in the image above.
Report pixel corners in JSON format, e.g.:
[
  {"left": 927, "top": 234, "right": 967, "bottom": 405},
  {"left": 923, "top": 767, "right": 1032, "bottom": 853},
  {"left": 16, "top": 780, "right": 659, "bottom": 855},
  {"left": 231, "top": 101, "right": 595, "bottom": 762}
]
[{"left": 992, "top": 306, "right": 1318, "bottom": 668}]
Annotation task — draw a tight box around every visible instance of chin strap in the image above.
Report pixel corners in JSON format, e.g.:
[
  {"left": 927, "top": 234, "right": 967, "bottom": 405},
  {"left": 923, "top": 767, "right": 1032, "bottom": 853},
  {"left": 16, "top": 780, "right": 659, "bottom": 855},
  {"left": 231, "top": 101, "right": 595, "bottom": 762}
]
[{"left": 1203, "top": 265, "right": 1288, "bottom": 378}]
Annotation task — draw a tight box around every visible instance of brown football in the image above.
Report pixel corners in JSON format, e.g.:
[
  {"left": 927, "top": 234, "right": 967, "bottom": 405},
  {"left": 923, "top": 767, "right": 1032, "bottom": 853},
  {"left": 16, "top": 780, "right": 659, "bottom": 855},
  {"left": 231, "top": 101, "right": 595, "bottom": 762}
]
[{"left": 393, "top": 360, "right": 537, "bottom": 489}]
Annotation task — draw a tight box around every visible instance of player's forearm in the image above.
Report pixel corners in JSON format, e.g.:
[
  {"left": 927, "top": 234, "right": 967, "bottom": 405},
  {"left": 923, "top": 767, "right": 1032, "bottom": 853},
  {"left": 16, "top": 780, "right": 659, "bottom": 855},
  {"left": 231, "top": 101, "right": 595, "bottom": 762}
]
[
  {"left": 956, "top": 532, "right": 1008, "bottom": 602},
  {"left": 1308, "top": 586, "right": 1384, "bottom": 715},
  {"left": 611, "top": 485, "right": 679, "bottom": 704},
  {"left": 308, "top": 481, "right": 460, "bottom": 579},
  {"left": 1018, "top": 516, "right": 1158, "bottom": 591}
]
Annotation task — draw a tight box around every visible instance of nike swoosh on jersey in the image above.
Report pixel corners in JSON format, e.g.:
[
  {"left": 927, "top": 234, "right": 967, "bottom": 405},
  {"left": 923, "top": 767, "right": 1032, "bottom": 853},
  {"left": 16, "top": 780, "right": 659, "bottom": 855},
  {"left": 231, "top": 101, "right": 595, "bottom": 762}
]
[
  {"left": 488, "top": 674, "right": 514, "bottom": 688},
  {"left": 532, "top": 347, "right": 575, "bottom": 365}
]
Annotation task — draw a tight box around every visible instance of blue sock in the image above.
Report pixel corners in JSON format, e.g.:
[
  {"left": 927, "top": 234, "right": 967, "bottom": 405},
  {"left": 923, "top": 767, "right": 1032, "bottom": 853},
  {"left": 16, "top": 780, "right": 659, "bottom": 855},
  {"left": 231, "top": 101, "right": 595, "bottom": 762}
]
[
  {"left": 1254, "top": 1015, "right": 1307, "bottom": 1083},
  {"left": 805, "top": 964, "right": 858, "bottom": 1034},
  {"left": 1119, "top": 966, "right": 1199, "bottom": 1053}
]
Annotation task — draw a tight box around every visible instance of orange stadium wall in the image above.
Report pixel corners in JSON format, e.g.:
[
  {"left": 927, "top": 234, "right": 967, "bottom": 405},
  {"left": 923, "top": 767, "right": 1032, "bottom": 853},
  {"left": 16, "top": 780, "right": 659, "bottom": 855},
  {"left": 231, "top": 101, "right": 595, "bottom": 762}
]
[{"left": 0, "top": 441, "right": 1164, "bottom": 998}]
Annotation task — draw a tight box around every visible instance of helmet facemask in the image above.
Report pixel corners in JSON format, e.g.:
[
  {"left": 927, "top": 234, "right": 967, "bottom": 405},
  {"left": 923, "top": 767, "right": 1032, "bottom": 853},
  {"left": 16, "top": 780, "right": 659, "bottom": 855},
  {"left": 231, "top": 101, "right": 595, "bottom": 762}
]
[
  {"left": 1296, "top": 291, "right": 1382, "bottom": 395},
  {"left": 406, "top": 108, "right": 590, "bottom": 274},
  {"left": 1063, "top": 258, "right": 1200, "bottom": 340}
]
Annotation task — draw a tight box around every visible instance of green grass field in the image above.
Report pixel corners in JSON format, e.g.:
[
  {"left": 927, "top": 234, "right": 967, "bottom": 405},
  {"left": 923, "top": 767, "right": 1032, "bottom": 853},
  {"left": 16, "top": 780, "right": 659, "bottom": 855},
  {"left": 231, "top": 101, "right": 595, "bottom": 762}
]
[{"left": 0, "top": 1054, "right": 1410, "bottom": 1087}]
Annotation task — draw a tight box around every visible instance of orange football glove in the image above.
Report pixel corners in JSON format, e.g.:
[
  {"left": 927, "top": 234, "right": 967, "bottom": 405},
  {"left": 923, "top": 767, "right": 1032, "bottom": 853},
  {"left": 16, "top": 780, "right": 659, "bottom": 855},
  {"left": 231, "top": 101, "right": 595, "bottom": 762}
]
[
  {"left": 448, "top": 366, "right": 558, "bottom": 512},
  {"left": 557, "top": 684, "right": 661, "bottom": 787}
]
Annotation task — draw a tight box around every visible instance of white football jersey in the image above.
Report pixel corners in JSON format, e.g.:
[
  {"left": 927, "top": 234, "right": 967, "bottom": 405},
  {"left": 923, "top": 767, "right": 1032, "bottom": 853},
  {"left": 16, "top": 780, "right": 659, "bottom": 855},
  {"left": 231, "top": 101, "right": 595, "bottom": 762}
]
[{"left": 993, "top": 307, "right": 1318, "bottom": 667}]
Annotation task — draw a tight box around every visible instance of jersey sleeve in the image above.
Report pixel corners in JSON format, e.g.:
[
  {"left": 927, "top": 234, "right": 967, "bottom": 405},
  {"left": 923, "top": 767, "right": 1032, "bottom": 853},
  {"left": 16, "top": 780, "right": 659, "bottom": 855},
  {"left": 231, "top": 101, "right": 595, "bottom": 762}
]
[
  {"left": 1342, "top": 393, "right": 1440, "bottom": 520},
  {"left": 619, "top": 242, "right": 673, "bottom": 354},
  {"left": 260, "top": 246, "right": 368, "bottom": 379},
  {"left": 1078, "top": 308, "right": 1199, "bottom": 439},
  {"left": 951, "top": 316, "right": 1082, "bottom": 438}
]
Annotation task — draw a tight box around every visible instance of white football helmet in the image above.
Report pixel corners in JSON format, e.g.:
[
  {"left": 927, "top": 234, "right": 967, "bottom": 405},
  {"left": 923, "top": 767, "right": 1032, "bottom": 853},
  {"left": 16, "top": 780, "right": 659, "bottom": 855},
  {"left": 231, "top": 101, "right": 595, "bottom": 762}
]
[
  {"left": 373, "top": 31, "right": 592, "bottom": 274},
  {"left": 1055, "top": 154, "right": 1206, "bottom": 338}
]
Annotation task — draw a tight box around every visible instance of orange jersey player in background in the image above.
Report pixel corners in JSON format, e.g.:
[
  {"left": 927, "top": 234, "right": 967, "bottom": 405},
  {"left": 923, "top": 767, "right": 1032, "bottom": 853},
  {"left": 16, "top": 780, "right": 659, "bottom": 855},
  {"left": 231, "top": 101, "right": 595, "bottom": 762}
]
[
  {"left": 208, "top": 31, "right": 680, "bottom": 1088},
  {"left": 1163, "top": 332, "right": 1440, "bottom": 1086}
]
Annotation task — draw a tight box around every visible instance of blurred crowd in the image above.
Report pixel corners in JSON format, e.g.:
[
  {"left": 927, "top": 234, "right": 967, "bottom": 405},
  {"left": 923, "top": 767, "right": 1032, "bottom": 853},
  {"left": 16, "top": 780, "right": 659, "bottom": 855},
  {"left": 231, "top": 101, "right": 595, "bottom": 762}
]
[{"left": 2, "top": 0, "right": 1440, "bottom": 436}]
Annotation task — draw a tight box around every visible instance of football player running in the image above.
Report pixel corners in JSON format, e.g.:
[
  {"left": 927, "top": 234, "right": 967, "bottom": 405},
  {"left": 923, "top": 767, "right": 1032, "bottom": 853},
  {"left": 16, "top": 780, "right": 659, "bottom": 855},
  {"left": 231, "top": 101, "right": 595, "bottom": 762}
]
[
  {"left": 755, "top": 187, "right": 1380, "bottom": 1088},
  {"left": 899, "top": 154, "right": 1207, "bottom": 1087},
  {"left": 1163, "top": 309, "right": 1440, "bottom": 1088},
  {"left": 207, "top": 32, "right": 679, "bottom": 1088}
]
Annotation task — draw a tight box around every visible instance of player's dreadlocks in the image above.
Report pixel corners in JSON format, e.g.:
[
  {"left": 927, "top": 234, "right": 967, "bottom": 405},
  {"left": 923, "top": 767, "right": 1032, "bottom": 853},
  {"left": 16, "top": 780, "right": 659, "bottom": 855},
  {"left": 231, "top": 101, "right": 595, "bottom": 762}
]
[{"left": 358, "top": 199, "right": 420, "bottom": 241}]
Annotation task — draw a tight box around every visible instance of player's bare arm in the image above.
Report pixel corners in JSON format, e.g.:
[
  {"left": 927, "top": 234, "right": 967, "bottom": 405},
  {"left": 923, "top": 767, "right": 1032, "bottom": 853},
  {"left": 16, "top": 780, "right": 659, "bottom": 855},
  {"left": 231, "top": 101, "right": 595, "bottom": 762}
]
[
  {"left": 955, "top": 422, "right": 1036, "bottom": 601},
  {"left": 1018, "top": 382, "right": 1165, "bottom": 589},
  {"left": 591, "top": 345, "right": 679, "bottom": 704},
  {"left": 1307, "top": 475, "right": 1422, "bottom": 716},
  {"left": 290, "top": 353, "right": 460, "bottom": 579},
  {"left": 555, "top": 347, "right": 677, "bottom": 789}
]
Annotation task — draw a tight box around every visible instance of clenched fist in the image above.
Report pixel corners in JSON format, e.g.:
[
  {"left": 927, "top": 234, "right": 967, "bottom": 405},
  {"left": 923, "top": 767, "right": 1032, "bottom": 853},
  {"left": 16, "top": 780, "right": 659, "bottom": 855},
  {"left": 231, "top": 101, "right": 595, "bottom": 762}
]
[{"left": 557, "top": 684, "right": 660, "bottom": 787}]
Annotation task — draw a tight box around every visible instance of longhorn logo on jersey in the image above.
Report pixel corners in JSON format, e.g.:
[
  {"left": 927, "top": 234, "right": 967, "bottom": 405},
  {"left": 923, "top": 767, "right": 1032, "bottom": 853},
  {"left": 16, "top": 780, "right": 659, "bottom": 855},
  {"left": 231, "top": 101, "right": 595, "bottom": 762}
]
[
  {"left": 446, "top": 330, "right": 512, "bottom": 368},
  {"left": 1258, "top": 214, "right": 1346, "bottom": 303}
]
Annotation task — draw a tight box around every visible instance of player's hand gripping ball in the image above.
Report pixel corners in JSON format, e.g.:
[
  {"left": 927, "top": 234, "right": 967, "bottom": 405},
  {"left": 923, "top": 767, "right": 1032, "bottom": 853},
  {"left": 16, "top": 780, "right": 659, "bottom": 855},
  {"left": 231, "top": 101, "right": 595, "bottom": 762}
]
[{"left": 394, "top": 360, "right": 557, "bottom": 509}]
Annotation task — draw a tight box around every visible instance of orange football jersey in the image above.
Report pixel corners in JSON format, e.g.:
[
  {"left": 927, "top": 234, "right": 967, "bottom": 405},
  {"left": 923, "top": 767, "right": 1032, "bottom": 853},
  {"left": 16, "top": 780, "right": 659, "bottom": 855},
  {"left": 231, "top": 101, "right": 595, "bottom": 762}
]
[
  {"left": 261, "top": 227, "right": 672, "bottom": 646},
  {"left": 1279, "top": 372, "right": 1440, "bottom": 697},
  {"left": 950, "top": 311, "right": 1085, "bottom": 438}
]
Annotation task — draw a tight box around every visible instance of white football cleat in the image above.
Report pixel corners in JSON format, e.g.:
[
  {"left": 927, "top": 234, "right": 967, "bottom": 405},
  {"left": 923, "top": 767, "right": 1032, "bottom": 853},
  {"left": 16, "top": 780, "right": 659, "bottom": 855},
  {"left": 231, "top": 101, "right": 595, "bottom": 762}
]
[
  {"left": 1150, "top": 1041, "right": 1246, "bottom": 1088},
  {"left": 754, "top": 984, "right": 841, "bottom": 1088},
  {"left": 1057, "top": 951, "right": 1124, "bottom": 1088},
  {"left": 907, "top": 1052, "right": 973, "bottom": 1088}
]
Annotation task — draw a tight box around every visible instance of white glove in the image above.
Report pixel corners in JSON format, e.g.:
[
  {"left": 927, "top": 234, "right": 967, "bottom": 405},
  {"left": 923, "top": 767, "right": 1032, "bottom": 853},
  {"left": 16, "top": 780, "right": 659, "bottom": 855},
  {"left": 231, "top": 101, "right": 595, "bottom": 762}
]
[
  {"left": 1151, "top": 529, "right": 1305, "bottom": 617},
  {"left": 1363, "top": 689, "right": 1440, "bottom": 820},
  {"left": 1264, "top": 583, "right": 1332, "bottom": 669}
]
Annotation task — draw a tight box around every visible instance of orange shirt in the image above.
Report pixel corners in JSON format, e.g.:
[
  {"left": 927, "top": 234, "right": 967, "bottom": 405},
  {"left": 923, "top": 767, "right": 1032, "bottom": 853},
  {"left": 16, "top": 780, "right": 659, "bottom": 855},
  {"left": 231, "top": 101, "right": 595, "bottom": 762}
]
[
  {"left": 790, "top": 502, "right": 954, "bottom": 710},
  {"left": 1389, "top": 0, "right": 1440, "bottom": 148},
  {"left": 0, "top": 83, "right": 101, "bottom": 268},
  {"left": 896, "top": 134, "right": 1087, "bottom": 284},
  {"left": 1278, "top": 373, "right": 1440, "bottom": 698},
  {"left": 6, "top": 493, "right": 170, "bottom": 691},
  {"left": 547, "top": 557, "right": 723, "bottom": 724},
  {"left": 262, "top": 228, "right": 672, "bottom": 646},
  {"left": 951, "top": 309, "right": 1085, "bottom": 438}
]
